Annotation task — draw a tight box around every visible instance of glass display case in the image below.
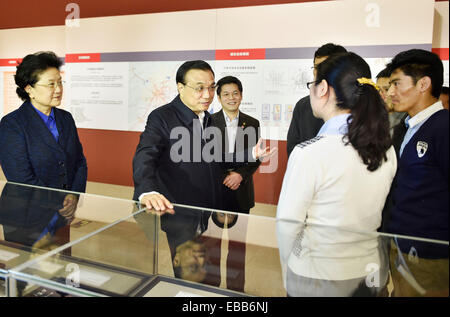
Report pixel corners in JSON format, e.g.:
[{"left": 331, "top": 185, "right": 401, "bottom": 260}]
[
  {"left": 2, "top": 180, "right": 448, "bottom": 297},
  {"left": 6, "top": 193, "right": 450, "bottom": 297},
  {"left": 0, "top": 180, "right": 146, "bottom": 297},
  {"left": 8, "top": 205, "right": 259, "bottom": 297}
]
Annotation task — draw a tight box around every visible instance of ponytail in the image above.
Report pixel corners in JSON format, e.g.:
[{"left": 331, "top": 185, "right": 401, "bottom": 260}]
[
  {"left": 316, "top": 52, "right": 392, "bottom": 172},
  {"left": 346, "top": 81, "right": 391, "bottom": 171}
]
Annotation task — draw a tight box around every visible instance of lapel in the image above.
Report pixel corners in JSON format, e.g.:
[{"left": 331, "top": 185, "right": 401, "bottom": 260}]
[
  {"left": 173, "top": 95, "right": 200, "bottom": 132},
  {"left": 23, "top": 102, "right": 64, "bottom": 153},
  {"left": 215, "top": 109, "right": 227, "bottom": 129},
  {"left": 54, "top": 108, "right": 68, "bottom": 150},
  {"left": 215, "top": 110, "right": 227, "bottom": 152},
  {"left": 236, "top": 111, "right": 246, "bottom": 151},
  {"left": 172, "top": 95, "right": 210, "bottom": 145}
]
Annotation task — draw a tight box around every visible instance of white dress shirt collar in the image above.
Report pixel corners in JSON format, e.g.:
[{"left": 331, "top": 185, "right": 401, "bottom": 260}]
[
  {"left": 405, "top": 100, "right": 443, "bottom": 128},
  {"left": 223, "top": 110, "right": 239, "bottom": 125},
  {"left": 197, "top": 111, "right": 205, "bottom": 129}
]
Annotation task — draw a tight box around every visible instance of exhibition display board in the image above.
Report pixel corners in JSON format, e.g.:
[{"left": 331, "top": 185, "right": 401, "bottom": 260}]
[
  {"left": 1, "top": 0, "right": 447, "bottom": 206},
  {"left": 1, "top": 0, "right": 442, "bottom": 140}
]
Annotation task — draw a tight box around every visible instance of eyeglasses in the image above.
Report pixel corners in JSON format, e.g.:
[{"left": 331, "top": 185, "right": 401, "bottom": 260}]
[
  {"left": 307, "top": 81, "right": 319, "bottom": 89},
  {"left": 35, "top": 80, "right": 65, "bottom": 89},
  {"left": 184, "top": 83, "right": 216, "bottom": 94}
]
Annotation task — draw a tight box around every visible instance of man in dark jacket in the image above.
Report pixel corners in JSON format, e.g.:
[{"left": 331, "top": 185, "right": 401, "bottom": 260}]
[
  {"left": 212, "top": 76, "right": 261, "bottom": 214},
  {"left": 286, "top": 43, "right": 347, "bottom": 157},
  {"left": 386, "top": 49, "right": 448, "bottom": 297},
  {"left": 133, "top": 60, "right": 221, "bottom": 214},
  {"left": 132, "top": 62, "right": 274, "bottom": 292},
  {"left": 133, "top": 60, "right": 273, "bottom": 213}
]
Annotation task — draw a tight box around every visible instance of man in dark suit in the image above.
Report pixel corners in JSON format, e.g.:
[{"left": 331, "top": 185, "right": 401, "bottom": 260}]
[
  {"left": 132, "top": 60, "right": 221, "bottom": 263},
  {"left": 133, "top": 60, "right": 222, "bottom": 214},
  {"left": 211, "top": 76, "right": 260, "bottom": 214},
  {"left": 210, "top": 76, "right": 260, "bottom": 293},
  {"left": 286, "top": 43, "right": 347, "bottom": 157},
  {"left": 132, "top": 62, "right": 273, "bottom": 291},
  {"left": 133, "top": 60, "right": 272, "bottom": 213}
]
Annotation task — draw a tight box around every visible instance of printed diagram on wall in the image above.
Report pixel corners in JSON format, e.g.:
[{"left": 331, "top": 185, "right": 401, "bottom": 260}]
[
  {"left": 0, "top": 69, "right": 21, "bottom": 118},
  {"left": 264, "top": 69, "right": 287, "bottom": 95},
  {"left": 128, "top": 61, "right": 181, "bottom": 132},
  {"left": 263, "top": 60, "right": 313, "bottom": 97},
  {"left": 291, "top": 67, "right": 313, "bottom": 95},
  {"left": 259, "top": 59, "right": 313, "bottom": 138}
]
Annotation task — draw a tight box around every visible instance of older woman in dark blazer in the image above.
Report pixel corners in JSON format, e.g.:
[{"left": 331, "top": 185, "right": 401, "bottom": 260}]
[{"left": 0, "top": 51, "right": 87, "bottom": 195}]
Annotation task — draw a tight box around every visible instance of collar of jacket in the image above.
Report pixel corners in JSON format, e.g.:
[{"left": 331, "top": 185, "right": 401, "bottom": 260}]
[{"left": 172, "top": 94, "right": 211, "bottom": 129}]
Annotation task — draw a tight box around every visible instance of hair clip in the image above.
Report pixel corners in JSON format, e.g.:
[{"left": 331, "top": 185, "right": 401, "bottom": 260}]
[{"left": 357, "top": 77, "right": 380, "bottom": 91}]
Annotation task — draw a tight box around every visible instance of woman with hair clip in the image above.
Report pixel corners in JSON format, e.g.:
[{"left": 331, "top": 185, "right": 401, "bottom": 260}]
[{"left": 276, "top": 52, "right": 397, "bottom": 297}]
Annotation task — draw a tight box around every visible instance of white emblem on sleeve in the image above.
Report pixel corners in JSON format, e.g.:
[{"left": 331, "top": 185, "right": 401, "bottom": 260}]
[{"left": 416, "top": 141, "right": 428, "bottom": 158}]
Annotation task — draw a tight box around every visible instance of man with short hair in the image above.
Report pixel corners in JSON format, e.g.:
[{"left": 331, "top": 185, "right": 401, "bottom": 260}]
[
  {"left": 376, "top": 67, "right": 393, "bottom": 109},
  {"left": 210, "top": 76, "right": 260, "bottom": 292},
  {"left": 376, "top": 67, "right": 406, "bottom": 134},
  {"left": 133, "top": 60, "right": 220, "bottom": 213},
  {"left": 132, "top": 61, "right": 273, "bottom": 270},
  {"left": 386, "top": 49, "right": 449, "bottom": 297},
  {"left": 133, "top": 61, "right": 271, "bottom": 212},
  {"left": 286, "top": 43, "right": 347, "bottom": 157},
  {"left": 212, "top": 76, "right": 260, "bottom": 214}
]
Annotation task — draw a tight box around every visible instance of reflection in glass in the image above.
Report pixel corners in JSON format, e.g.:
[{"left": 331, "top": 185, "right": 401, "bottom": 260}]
[
  {"left": 3, "top": 186, "right": 447, "bottom": 297},
  {"left": 0, "top": 182, "right": 79, "bottom": 295},
  {"left": 136, "top": 207, "right": 247, "bottom": 293}
]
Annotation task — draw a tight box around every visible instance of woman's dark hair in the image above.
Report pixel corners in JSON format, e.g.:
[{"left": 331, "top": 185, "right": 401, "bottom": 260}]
[
  {"left": 15, "top": 51, "right": 62, "bottom": 101},
  {"left": 216, "top": 76, "right": 243, "bottom": 96},
  {"left": 315, "top": 52, "right": 392, "bottom": 171}
]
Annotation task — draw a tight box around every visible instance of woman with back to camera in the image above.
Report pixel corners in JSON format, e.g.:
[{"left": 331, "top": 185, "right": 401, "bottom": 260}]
[
  {"left": 276, "top": 52, "right": 397, "bottom": 297},
  {"left": 0, "top": 51, "right": 87, "bottom": 215}
]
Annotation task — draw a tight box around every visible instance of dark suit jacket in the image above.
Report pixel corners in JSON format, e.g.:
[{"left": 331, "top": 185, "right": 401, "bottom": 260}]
[
  {"left": 132, "top": 95, "right": 226, "bottom": 209},
  {"left": 132, "top": 96, "right": 255, "bottom": 244},
  {"left": 379, "top": 114, "right": 408, "bottom": 232},
  {"left": 211, "top": 110, "right": 261, "bottom": 212},
  {"left": 0, "top": 101, "right": 87, "bottom": 192},
  {"left": 286, "top": 95, "right": 324, "bottom": 157}
]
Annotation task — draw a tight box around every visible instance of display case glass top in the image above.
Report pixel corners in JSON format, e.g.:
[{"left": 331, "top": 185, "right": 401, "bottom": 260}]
[
  {"left": 7, "top": 198, "right": 449, "bottom": 297},
  {"left": 0, "top": 180, "right": 146, "bottom": 296}
]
